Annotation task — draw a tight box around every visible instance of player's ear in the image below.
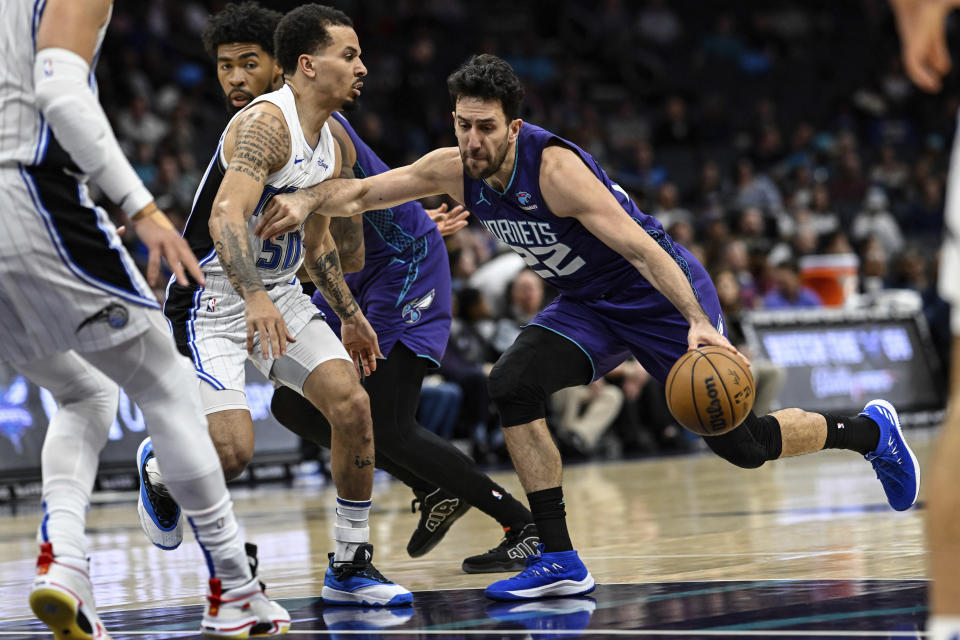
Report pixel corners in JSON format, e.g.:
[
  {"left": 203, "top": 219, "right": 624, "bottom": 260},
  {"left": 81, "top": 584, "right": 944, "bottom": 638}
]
[
  {"left": 508, "top": 119, "right": 523, "bottom": 142},
  {"left": 298, "top": 53, "right": 316, "bottom": 79},
  {"left": 270, "top": 58, "right": 283, "bottom": 89}
]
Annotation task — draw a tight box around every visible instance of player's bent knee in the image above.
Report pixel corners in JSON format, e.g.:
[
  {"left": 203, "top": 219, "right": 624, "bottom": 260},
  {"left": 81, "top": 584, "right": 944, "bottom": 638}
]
[
  {"left": 64, "top": 373, "right": 118, "bottom": 428},
  {"left": 488, "top": 360, "right": 546, "bottom": 427},
  {"left": 328, "top": 386, "right": 372, "bottom": 430},
  {"left": 703, "top": 413, "right": 779, "bottom": 469}
]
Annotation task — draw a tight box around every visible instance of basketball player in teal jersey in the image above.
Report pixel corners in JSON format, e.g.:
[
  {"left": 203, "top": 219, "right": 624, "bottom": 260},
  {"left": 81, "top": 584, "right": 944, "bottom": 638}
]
[{"left": 890, "top": 1, "right": 960, "bottom": 637}]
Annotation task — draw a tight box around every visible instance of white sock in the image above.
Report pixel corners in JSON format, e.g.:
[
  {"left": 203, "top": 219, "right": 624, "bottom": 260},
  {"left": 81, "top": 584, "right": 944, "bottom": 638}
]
[
  {"left": 37, "top": 478, "right": 89, "bottom": 559},
  {"left": 928, "top": 616, "right": 960, "bottom": 640},
  {"left": 183, "top": 493, "right": 251, "bottom": 590},
  {"left": 334, "top": 496, "right": 370, "bottom": 563}
]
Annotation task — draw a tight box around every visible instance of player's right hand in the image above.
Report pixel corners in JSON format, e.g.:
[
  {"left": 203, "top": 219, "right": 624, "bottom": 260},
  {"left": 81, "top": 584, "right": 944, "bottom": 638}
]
[
  {"left": 256, "top": 190, "right": 314, "bottom": 240},
  {"left": 891, "top": 0, "right": 955, "bottom": 93},
  {"left": 131, "top": 204, "right": 205, "bottom": 287},
  {"left": 244, "top": 291, "right": 296, "bottom": 359},
  {"left": 687, "top": 318, "right": 750, "bottom": 367}
]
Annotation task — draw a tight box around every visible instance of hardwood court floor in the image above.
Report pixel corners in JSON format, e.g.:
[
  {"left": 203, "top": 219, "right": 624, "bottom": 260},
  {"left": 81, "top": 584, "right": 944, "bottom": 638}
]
[{"left": 0, "top": 429, "right": 934, "bottom": 638}]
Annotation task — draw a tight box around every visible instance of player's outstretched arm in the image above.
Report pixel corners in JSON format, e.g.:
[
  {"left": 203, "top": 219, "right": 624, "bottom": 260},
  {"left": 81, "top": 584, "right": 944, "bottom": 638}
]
[
  {"left": 34, "top": 0, "right": 202, "bottom": 286},
  {"left": 255, "top": 146, "right": 464, "bottom": 240},
  {"left": 211, "top": 104, "right": 294, "bottom": 359},
  {"left": 539, "top": 144, "right": 747, "bottom": 361},
  {"left": 302, "top": 215, "right": 383, "bottom": 376}
]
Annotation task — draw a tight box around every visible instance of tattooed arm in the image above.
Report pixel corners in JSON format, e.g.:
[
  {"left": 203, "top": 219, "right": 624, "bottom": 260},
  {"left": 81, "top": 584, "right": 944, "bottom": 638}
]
[
  {"left": 326, "top": 117, "right": 365, "bottom": 273},
  {"left": 329, "top": 216, "right": 365, "bottom": 273},
  {"left": 209, "top": 103, "right": 295, "bottom": 358},
  {"left": 303, "top": 214, "right": 382, "bottom": 375},
  {"left": 303, "top": 215, "right": 360, "bottom": 319}
]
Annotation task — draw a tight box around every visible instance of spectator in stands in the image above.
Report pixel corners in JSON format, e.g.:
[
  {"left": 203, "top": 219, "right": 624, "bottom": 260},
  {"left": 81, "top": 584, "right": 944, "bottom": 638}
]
[
  {"left": 636, "top": 0, "right": 682, "bottom": 48},
  {"left": 830, "top": 150, "right": 870, "bottom": 219},
  {"left": 116, "top": 95, "right": 168, "bottom": 149},
  {"left": 870, "top": 144, "right": 910, "bottom": 198},
  {"left": 905, "top": 176, "right": 945, "bottom": 241},
  {"left": 618, "top": 139, "right": 668, "bottom": 195},
  {"left": 490, "top": 269, "right": 548, "bottom": 356},
  {"left": 733, "top": 157, "right": 783, "bottom": 214},
  {"left": 653, "top": 95, "right": 699, "bottom": 149},
  {"left": 763, "top": 258, "right": 824, "bottom": 309},
  {"left": 859, "top": 235, "right": 890, "bottom": 295},
  {"left": 653, "top": 182, "right": 693, "bottom": 230},
  {"left": 851, "top": 187, "right": 905, "bottom": 256}
]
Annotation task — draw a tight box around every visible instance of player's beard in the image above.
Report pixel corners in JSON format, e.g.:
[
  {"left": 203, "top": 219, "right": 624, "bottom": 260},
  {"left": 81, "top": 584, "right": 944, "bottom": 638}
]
[
  {"left": 462, "top": 136, "right": 510, "bottom": 180},
  {"left": 225, "top": 88, "right": 256, "bottom": 114}
]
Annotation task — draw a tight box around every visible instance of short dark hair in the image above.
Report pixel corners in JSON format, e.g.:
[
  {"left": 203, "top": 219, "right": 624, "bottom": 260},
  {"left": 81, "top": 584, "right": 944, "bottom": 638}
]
[
  {"left": 274, "top": 4, "right": 353, "bottom": 75},
  {"left": 201, "top": 1, "right": 282, "bottom": 59},
  {"left": 447, "top": 54, "right": 525, "bottom": 121}
]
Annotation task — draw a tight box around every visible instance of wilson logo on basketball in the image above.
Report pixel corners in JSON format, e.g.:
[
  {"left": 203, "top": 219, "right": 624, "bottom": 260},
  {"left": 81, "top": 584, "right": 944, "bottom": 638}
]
[{"left": 703, "top": 376, "right": 726, "bottom": 433}]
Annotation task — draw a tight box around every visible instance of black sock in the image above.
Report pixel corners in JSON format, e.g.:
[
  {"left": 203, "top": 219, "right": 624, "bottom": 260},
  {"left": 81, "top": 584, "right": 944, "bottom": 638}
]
[
  {"left": 527, "top": 487, "right": 573, "bottom": 552},
  {"left": 822, "top": 414, "right": 880, "bottom": 455}
]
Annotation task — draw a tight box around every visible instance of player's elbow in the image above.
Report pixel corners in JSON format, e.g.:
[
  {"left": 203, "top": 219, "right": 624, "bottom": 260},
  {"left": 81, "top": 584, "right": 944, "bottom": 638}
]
[{"left": 208, "top": 201, "right": 239, "bottom": 234}]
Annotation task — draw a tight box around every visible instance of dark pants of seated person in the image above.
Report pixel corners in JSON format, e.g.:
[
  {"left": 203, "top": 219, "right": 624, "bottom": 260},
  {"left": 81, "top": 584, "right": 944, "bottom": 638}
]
[{"left": 270, "top": 342, "right": 531, "bottom": 530}]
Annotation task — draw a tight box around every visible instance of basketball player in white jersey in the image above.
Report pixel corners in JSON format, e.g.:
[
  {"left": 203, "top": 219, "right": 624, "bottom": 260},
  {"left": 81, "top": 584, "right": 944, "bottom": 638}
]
[
  {"left": 890, "top": 2, "right": 960, "bottom": 637},
  {"left": 0, "top": 0, "right": 289, "bottom": 638},
  {"left": 152, "top": 4, "right": 411, "bottom": 606}
]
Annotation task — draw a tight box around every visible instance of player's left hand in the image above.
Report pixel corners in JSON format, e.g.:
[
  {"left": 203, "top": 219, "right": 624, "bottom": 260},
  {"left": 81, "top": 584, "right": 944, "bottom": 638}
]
[
  {"left": 687, "top": 319, "right": 751, "bottom": 367},
  {"left": 256, "top": 190, "right": 314, "bottom": 240},
  {"left": 341, "top": 312, "right": 384, "bottom": 377},
  {"left": 426, "top": 203, "right": 470, "bottom": 237},
  {"left": 132, "top": 205, "right": 205, "bottom": 287}
]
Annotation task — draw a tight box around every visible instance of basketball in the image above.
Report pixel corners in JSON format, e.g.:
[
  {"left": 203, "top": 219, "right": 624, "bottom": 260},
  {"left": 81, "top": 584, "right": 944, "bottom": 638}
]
[{"left": 665, "top": 346, "right": 755, "bottom": 437}]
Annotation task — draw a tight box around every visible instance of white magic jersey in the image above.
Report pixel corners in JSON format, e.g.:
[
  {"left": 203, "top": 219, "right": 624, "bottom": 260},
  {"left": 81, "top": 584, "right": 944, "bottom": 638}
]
[
  {"left": 0, "top": 0, "right": 108, "bottom": 167},
  {"left": 199, "top": 84, "right": 336, "bottom": 287}
]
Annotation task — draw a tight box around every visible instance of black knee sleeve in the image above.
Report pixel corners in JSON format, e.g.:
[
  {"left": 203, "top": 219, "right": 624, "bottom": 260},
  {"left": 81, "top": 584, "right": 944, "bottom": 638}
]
[
  {"left": 703, "top": 412, "right": 782, "bottom": 469},
  {"left": 488, "top": 327, "right": 593, "bottom": 427}
]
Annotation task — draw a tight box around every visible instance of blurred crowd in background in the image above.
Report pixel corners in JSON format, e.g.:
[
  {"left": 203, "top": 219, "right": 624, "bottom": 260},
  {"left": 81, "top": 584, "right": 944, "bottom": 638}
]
[{"left": 94, "top": 0, "right": 955, "bottom": 464}]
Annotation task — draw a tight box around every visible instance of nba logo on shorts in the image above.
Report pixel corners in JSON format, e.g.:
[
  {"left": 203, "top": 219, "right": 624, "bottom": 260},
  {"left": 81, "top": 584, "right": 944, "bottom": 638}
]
[{"left": 206, "top": 298, "right": 217, "bottom": 312}]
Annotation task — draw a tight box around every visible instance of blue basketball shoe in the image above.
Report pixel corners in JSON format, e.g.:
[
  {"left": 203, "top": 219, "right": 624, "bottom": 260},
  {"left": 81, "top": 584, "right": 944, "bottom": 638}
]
[
  {"left": 136, "top": 437, "right": 182, "bottom": 549},
  {"left": 860, "top": 399, "right": 920, "bottom": 511},
  {"left": 321, "top": 544, "right": 413, "bottom": 606},
  {"left": 485, "top": 544, "right": 595, "bottom": 601}
]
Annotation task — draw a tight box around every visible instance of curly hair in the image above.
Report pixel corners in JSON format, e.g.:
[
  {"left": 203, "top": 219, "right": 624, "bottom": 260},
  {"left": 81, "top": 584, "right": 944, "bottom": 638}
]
[
  {"left": 201, "top": 1, "right": 282, "bottom": 59},
  {"left": 446, "top": 54, "right": 526, "bottom": 121},
  {"left": 274, "top": 4, "right": 353, "bottom": 75}
]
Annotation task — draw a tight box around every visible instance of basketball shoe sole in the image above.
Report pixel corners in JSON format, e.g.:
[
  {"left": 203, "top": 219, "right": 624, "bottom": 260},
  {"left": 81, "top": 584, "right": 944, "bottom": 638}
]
[{"left": 29, "top": 543, "right": 110, "bottom": 640}]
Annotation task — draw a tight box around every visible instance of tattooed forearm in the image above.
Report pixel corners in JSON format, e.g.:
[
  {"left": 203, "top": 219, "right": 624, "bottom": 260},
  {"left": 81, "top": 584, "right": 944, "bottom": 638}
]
[
  {"left": 305, "top": 245, "right": 360, "bottom": 320},
  {"left": 225, "top": 111, "right": 290, "bottom": 181},
  {"left": 213, "top": 220, "right": 266, "bottom": 298},
  {"left": 329, "top": 215, "right": 364, "bottom": 272}
]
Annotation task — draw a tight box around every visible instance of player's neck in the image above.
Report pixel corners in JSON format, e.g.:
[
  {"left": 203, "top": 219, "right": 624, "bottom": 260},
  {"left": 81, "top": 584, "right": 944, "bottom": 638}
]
[
  {"left": 486, "top": 138, "right": 518, "bottom": 192},
  {"left": 286, "top": 81, "right": 335, "bottom": 149}
]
